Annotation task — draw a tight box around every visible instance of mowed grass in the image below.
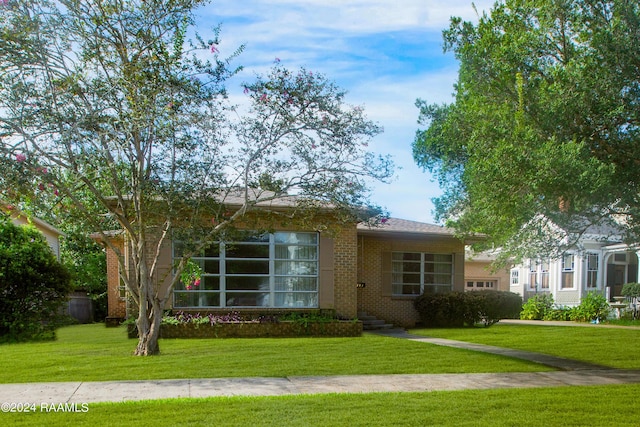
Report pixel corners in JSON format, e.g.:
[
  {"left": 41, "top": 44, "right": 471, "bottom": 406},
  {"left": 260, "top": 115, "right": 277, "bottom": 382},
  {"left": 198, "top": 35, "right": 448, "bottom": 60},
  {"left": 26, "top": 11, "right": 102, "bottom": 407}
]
[
  {"left": 0, "top": 324, "right": 548, "bottom": 383},
  {"left": 411, "top": 323, "right": 640, "bottom": 369},
  {"left": 7, "top": 384, "right": 640, "bottom": 427}
]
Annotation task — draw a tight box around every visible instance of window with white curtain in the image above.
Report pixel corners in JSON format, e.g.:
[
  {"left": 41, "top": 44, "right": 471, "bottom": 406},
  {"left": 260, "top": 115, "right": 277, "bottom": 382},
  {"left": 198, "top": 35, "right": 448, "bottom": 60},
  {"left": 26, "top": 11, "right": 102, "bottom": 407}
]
[{"left": 173, "top": 232, "right": 318, "bottom": 308}]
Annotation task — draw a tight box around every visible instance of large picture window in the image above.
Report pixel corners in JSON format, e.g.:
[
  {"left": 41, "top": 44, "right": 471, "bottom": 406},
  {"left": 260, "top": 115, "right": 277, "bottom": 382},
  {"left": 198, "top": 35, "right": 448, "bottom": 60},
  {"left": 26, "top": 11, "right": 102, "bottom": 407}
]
[
  {"left": 173, "top": 232, "right": 318, "bottom": 308},
  {"left": 392, "top": 252, "right": 453, "bottom": 295}
]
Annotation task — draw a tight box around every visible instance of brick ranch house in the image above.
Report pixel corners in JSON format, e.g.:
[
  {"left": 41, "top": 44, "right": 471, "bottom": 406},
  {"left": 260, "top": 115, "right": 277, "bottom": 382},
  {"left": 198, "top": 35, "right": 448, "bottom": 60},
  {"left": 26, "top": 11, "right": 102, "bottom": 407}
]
[{"left": 98, "top": 198, "right": 467, "bottom": 328}]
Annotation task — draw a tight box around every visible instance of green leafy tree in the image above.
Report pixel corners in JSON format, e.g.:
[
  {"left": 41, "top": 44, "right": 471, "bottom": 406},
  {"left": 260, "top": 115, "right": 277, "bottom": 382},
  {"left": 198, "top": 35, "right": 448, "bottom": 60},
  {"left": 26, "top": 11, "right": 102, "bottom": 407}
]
[
  {"left": 0, "top": 214, "right": 72, "bottom": 342},
  {"left": 61, "top": 229, "right": 108, "bottom": 321},
  {"left": 0, "top": 0, "right": 392, "bottom": 355},
  {"left": 413, "top": 0, "right": 640, "bottom": 263}
]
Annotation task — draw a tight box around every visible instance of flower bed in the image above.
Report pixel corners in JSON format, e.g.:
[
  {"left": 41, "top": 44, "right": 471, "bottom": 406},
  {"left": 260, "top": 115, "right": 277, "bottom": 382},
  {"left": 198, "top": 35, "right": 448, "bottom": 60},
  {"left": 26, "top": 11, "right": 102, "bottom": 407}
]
[
  {"left": 158, "top": 320, "right": 362, "bottom": 338},
  {"left": 127, "top": 311, "right": 362, "bottom": 338}
]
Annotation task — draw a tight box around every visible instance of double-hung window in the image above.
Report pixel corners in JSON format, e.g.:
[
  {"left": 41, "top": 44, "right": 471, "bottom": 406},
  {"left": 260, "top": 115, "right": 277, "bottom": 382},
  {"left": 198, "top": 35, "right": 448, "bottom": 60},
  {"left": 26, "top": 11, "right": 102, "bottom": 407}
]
[
  {"left": 392, "top": 252, "right": 453, "bottom": 295},
  {"left": 561, "top": 254, "right": 575, "bottom": 289},
  {"left": 529, "top": 260, "right": 550, "bottom": 290},
  {"left": 586, "top": 253, "right": 598, "bottom": 288},
  {"left": 540, "top": 260, "right": 550, "bottom": 289},
  {"left": 529, "top": 262, "right": 538, "bottom": 290},
  {"left": 173, "top": 232, "right": 318, "bottom": 308},
  {"left": 511, "top": 269, "right": 519, "bottom": 286}
]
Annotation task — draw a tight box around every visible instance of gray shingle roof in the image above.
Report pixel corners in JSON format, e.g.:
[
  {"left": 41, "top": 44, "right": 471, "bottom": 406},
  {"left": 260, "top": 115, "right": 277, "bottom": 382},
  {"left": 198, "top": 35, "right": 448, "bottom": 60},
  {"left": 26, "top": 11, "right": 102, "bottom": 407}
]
[{"left": 357, "top": 217, "right": 455, "bottom": 236}]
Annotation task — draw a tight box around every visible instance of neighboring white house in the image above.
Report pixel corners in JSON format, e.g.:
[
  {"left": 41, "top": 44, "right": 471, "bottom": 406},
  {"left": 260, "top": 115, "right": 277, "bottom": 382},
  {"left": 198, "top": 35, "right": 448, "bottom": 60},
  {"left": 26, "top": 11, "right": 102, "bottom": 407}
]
[
  {"left": 509, "top": 222, "right": 638, "bottom": 305},
  {"left": 2, "top": 203, "right": 63, "bottom": 259}
]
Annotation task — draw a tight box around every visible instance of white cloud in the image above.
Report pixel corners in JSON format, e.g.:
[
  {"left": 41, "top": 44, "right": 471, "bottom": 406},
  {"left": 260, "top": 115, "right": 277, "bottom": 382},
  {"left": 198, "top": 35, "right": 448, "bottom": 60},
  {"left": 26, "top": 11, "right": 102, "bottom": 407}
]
[{"left": 194, "top": 0, "right": 497, "bottom": 223}]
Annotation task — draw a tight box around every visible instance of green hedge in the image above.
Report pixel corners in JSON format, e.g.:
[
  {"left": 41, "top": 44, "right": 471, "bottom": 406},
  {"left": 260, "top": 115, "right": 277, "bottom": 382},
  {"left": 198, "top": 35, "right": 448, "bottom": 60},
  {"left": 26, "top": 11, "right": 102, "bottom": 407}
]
[
  {"left": 414, "top": 291, "right": 522, "bottom": 328},
  {"left": 0, "top": 215, "right": 72, "bottom": 342}
]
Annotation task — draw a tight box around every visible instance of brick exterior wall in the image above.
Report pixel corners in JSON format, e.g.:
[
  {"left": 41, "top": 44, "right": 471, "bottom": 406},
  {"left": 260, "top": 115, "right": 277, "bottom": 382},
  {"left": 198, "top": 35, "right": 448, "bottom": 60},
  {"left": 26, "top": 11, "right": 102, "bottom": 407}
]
[
  {"left": 102, "top": 219, "right": 464, "bottom": 328},
  {"left": 106, "top": 239, "right": 126, "bottom": 320},
  {"left": 357, "top": 235, "right": 465, "bottom": 328},
  {"left": 331, "top": 225, "right": 358, "bottom": 319},
  {"left": 103, "top": 220, "right": 360, "bottom": 321}
]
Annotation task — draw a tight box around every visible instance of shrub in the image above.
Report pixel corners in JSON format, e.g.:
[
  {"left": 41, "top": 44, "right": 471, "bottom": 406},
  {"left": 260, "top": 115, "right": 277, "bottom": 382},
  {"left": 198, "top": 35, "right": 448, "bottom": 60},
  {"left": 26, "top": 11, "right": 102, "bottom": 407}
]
[
  {"left": 570, "top": 291, "right": 610, "bottom": 322},
  {"left": 543, "top": 307, "right": 572, "bottom": 321},
  {"left": 621, "top": 283, "right": 640, "bottom": 298},
  {"left": 520, "top": 293, "right": 554, "bottom": 320},
  {"left": 414, "top": 291, "right": 522, "bottom": 328},
  {"left": 414, "top": 292, "right": 468, "bottom": 327},
  {"left": 0, "top": 215, "right": 72, "bottom": 342},
  {"left": 471, "top": 291, "right": 523, "bottom": 326}
]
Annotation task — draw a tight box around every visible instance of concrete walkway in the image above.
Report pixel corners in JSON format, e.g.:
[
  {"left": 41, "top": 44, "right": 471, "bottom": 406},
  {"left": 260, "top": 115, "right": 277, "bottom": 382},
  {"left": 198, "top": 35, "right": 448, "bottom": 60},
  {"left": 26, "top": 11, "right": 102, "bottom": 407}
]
[{"left": 1, "top": 326, "right": 640, "bottom": 404}]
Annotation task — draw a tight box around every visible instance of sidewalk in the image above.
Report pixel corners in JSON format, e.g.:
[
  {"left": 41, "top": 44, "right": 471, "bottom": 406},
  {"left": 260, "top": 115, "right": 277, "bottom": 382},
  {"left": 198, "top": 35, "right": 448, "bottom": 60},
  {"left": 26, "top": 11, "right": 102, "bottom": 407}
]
[
  {"left": 2, "top": 370, "right": 640, "bottom": 404},
  {"left": 1, "top": 327, "right": 640, "bottom": 404}
]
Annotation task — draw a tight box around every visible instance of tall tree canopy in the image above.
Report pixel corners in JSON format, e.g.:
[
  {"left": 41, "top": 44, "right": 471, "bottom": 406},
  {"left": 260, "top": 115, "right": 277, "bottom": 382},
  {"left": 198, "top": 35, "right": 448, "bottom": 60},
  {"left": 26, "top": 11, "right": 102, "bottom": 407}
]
[
  {"left": 413, "top": 0, "right": 640, "bottom": 262},
  {"left": 0, "top": 0, "right": 393, "bottom": 355}
]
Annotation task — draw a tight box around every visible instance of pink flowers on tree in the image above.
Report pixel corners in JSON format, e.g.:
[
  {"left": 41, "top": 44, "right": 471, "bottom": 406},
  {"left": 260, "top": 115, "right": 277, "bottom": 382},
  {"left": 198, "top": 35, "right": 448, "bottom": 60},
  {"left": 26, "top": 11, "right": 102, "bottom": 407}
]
[{"left": 180, "top": 259, "right": 202, "bottom": 291}]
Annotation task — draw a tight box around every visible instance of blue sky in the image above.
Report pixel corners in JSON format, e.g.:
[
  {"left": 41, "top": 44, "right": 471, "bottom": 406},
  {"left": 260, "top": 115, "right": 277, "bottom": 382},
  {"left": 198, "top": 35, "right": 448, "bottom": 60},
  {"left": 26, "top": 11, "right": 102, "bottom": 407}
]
[{"left": 194, "top": 0, "right": 495, "bottom": 224}]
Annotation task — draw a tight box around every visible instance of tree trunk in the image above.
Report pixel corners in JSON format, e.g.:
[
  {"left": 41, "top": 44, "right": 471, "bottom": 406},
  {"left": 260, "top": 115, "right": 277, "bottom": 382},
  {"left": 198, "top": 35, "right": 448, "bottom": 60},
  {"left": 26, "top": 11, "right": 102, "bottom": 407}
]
[{"left": 134, "top": 303, "right": 162, "bottom": 356}]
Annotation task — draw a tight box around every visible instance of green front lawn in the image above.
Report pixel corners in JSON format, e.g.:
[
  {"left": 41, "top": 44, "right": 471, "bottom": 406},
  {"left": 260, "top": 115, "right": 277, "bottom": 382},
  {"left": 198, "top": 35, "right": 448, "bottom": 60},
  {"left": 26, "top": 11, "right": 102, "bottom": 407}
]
[
  {"left": 411, "top": 324, "right": 640, "bottom": 369},
  {"left": 0, "top": 324, "right": 548, "bottom": 383},
  {"left": 7, "top": 385, "right": 640, "bottom": 427}
]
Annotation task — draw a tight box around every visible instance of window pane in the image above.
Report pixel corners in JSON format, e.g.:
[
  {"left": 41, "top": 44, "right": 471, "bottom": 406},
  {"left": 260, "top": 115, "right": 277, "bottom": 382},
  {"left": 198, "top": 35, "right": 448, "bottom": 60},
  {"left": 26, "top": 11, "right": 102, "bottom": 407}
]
[
  {"left": 226, "top": 244, "right": 269, "bottom": 258},
  {"left": 203, "top": 244, "right": 220, "bottom": 257},
  {"left": 226, "top": 292, "right": 269, "bottom": 307},
  {"left": 424, "top": 274, "right": 452, "bottom": 284},
  {"left": 226, "top": 260, "right": 269, "bottom": 274},
  {"left": 395, "top": 261, "right": 420, "bottom": 273},
  {"left": 274, "top": 277, "right": 317, "bottom": 292},
  {"left": 401, "top": 284, "right": 421, "bottom": 295},
  {"left": 274, "top": 232, "right": 317, "bottom": 245},
  {"left": 235, "top": 233, "right": 269, "bottom": 243},
  {"left": 433, "top": 254, "right": 453, "bottom": 263},
  {"left": 203, "top": 259, "right": 219, "bottom": 274},
  {"left": 202, "top": 276, "right": 220, "bottom": 290},
  {"left": 274, "top": 292, "right": 317, "bottom": 307},
  {"left": 393, "top": 253, "right": 420, "bottom": 261},
  {"left": 562, "top": 272, "right": 574, "bottom": 288},
  {"left": 173, "top": 292, "right": 220, "bottom": 308},
  {"left": 226, "top": 276, "right": 270, "bottom": 291},
  {"left": 275, "top": 261, "right": 318, "bottom": 275},
  {"left": 402, "top": 274, "right": 419, "bottom": 283},
  {"left": 275, "top": 245, "right": 317, "bottom": 260}
]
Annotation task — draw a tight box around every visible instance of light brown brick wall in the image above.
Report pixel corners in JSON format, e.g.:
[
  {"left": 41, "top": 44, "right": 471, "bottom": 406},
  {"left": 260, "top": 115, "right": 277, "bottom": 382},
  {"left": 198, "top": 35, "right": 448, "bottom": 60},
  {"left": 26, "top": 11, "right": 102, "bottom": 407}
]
[
  {"left": 357, "top": 235, "right": 465, "bottom": 327},
  {"left": 106, "top": 240, "right": 126, "bottom": 319},
  {"left": 331, "top": 225, "right": 358, "bottom": 319},
  {"left": 104, "top": 221, "right": 360, "bottom": 320}
]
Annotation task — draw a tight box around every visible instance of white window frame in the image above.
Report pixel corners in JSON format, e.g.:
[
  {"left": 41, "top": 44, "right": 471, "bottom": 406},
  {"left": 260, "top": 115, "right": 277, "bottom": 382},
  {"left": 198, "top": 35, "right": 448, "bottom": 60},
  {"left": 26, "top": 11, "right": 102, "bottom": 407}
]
[
  {"left": 511, "top": 269, "right": 519, "bottom": 285},
  {"left": 561, "top": 253, "right": 575, "bottom": 289},
  {"left": 586, "top": 253, "right": 598, "bottom": 289}
]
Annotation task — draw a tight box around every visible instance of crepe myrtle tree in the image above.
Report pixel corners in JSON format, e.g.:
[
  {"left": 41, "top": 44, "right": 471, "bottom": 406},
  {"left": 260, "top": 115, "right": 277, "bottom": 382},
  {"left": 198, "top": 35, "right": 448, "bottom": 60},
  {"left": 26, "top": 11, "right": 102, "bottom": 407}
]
[{"left": 0, "top": 1, "right": 393, "bottom": 355}]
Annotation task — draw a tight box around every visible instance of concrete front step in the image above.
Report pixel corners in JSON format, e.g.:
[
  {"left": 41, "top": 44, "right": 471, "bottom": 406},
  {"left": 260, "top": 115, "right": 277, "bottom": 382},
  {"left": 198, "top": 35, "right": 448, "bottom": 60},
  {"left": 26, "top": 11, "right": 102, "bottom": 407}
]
[{"left": 358, "top": 312, "right": 396, "bottom": 330}]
